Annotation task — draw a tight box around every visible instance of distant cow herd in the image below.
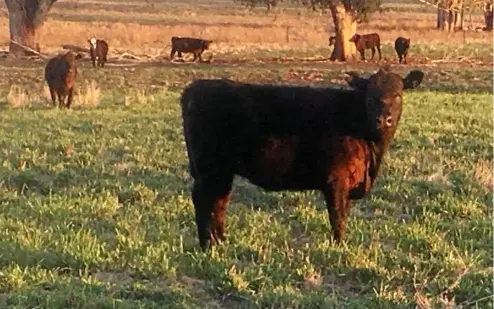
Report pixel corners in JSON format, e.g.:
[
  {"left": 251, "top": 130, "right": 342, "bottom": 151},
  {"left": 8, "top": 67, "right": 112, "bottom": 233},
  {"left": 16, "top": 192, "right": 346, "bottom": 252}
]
[
  {"left": 38, "top": 32, "right": 426, "bottom": 251},
  {"left": 44, "top": 33, "right": 412, "bottom": 109}
]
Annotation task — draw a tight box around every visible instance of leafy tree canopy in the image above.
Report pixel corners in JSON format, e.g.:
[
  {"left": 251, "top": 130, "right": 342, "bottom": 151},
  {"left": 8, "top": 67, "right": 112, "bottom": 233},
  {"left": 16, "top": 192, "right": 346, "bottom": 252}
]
[{"left": 234, "top": 0, "right": 382, "bottom": 21}]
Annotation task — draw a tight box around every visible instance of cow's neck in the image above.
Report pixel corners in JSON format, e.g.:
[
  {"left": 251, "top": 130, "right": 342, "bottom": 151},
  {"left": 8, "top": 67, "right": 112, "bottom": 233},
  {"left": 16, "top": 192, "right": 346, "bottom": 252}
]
[{"left": 367, "top": 130, "right": 397, "bottom": 182}]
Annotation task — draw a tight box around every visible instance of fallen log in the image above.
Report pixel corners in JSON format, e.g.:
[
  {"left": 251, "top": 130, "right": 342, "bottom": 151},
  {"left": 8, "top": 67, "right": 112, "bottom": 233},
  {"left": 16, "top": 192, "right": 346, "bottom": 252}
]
[
  {"left": 62, "top": 44, "right": 89, "bottom": 53},
  {"left": 10, "top": 40, "right": 51, "bottom": 60}
]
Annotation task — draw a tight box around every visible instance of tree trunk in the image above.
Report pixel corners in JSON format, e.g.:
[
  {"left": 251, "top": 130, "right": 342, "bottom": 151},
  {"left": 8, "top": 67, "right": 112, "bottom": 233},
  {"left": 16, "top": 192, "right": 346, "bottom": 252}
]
[
  {"left": 437, "top": 7, "right": 447, "bottom": 30},
  {"left": 460, "top": 6, "right": 464, "bottom": 30},
  {"left": 329, "top": 3, "right": 357, "bottom": 62},
  {"left": 484, "top": 2, "right": 493, "bottom": 30},
  {"left": 447, "top": 9, "right": 454, "bottom": 32},
  {"left": 7, "top": 8, "right": 37, "bottom": 56},
  {"left": 4, "top": 0, "right": 57, "bottom": 56}
]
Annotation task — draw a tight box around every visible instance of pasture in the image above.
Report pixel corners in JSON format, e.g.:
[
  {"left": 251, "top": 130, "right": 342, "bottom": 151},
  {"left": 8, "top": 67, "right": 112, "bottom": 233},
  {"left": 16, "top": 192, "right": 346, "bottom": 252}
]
[{"left": 0, "top": 0, "right": 492, "bottom": 308}]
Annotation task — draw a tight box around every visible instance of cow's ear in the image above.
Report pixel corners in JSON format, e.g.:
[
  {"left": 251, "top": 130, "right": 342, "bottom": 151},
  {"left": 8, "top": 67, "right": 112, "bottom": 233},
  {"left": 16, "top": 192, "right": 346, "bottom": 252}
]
[
  {"left": 403, "top": 70, "right": 424, "bottom": 90},
  {"left": 345, "top": 71, "right": 367, "bottom": 90}
]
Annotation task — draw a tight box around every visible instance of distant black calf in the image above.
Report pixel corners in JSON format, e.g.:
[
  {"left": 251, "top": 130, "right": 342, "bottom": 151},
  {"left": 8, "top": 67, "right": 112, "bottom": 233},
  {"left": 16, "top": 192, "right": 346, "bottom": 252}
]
[
  {"left": 88, "top": 38, "right": 109, "bottom": 68},
  {"left": 349, "top": 33, "right": 382, "bottom": 62},
  {"left": 394, "top": 37, "right": 410, "bottom": 64},
  {"left": 170, "top": 36, "right": 213, "bottom": 62},
  {"left": 328, "top": 35, "right": 336, "bottom": 46}
]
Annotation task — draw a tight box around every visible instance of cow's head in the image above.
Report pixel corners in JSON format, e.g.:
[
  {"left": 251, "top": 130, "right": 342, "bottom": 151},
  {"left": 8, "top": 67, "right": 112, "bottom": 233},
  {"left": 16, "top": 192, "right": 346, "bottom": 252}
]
[
  {"left": 349, "top": 33, "right": 361, "bottom": 43},
  {"left": 345, "top": 67, "right": 424, "bottom": 142},
  {"left": 203, "top": 40, "right": 213, "bottom": 49},
  {"left": 328, "top": 36, "right": 336, "bottom": 46},
  {"left": 88, "top": 38, "right": 97, "bottom": 49},
  {"left": 405, "top": 38, "right": 411, "bottom": 46}
]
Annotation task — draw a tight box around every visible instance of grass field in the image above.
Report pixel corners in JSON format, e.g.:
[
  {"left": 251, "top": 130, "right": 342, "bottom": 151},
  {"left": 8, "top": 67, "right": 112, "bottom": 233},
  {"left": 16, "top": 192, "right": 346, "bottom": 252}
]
[{"left": 0, "top": 0, "right": 492, "bottom": 308}]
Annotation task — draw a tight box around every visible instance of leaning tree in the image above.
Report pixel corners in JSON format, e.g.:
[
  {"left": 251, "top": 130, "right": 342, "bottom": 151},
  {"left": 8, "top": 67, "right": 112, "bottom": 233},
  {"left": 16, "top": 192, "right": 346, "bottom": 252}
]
[
  {"left": 318, "top": 0, "right": 382, "bottom": 61},
  {"left": 4, "top": 0, "right": 58, "bottom": 56},
  {"left": 233, "top": 0, "right": 382, "bottom": 61}
]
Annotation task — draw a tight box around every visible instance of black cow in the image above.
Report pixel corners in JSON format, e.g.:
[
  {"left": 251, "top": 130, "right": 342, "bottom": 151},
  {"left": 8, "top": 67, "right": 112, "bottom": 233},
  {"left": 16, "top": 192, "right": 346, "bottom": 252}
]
[
  {"left": 349, "top": 33, "right": 382, "bottom": 62},
  {"left": 180, "top": 68, "right": 425, "bottom": 250},
  {"left": 170, "top": 36, "right": 213, "bottom": 62},
  {"left": 394, "top": 37, "right": 410, "bottom": 64}
]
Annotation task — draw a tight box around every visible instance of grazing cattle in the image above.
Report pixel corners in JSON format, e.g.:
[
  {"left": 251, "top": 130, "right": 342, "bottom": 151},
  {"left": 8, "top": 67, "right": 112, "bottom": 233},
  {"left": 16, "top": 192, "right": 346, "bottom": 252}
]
[
  {"left": 349, "top": 33, "right": 382, "bottom": 62},
  {"left": 44, "top": 51, "right": 82, "bottom": 109},
  {"left": 180, "top": 68, "right": 425, "bottom": 250},
  {"left": 88, "top": 38, "right": 109, "bottom": 68},
  {"left": 394, "top": 37, "right": 410, "bottom": 64},
  {"left": 170, "top": 36, "right": 213, "bottom": 62}
]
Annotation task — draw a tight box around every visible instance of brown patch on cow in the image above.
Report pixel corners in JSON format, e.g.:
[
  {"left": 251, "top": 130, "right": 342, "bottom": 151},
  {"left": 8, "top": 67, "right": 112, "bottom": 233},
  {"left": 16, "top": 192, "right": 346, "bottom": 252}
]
[
  {"left": 211, "top": 191, "right": 232, "bottom": 243},
  {"left": 328, "top": 136, "right": 373, "bottom": 199},
  {"left": 262, "top": 136, "right": 300, "bottom": 173}
]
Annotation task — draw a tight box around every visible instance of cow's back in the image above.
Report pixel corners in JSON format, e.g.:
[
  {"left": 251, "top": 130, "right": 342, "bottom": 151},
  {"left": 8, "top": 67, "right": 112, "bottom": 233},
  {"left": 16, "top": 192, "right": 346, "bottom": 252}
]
[
  {"left": 172, "top": 36, "right": 205, "bottom": 53},
  {"left": 360, "top": 33, "right": 380, "bottom": 49}
]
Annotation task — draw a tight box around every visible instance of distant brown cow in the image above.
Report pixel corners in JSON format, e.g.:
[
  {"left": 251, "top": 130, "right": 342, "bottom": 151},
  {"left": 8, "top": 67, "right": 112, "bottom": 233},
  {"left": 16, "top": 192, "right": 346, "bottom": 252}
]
[
  {"left": 44, "top": 51, "right": 82, "bottom": 109},
  {"left": 170, "top": 36, "right": 213, "bottom": 62},
  {"left": 394, "top": 37, "right": 410, "bottom": 64},
  {"left": 349, "top": 33, "right": 382, "bottom": 62},
  {"left": 88, "top": 38, "right": 109, "bottom": 68}
]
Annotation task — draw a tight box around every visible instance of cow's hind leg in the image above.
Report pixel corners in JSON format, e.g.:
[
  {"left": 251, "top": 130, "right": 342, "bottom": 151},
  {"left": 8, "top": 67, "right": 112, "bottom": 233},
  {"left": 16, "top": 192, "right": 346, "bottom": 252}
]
[
  {"left": 211, "top": 191, "right": 232, "bottom": 243},
  {"left": 323, "top": 182, "right": 352, "bottom": 244},
  {"left": 49, "top": 87, "right": 57, "bottom": 107},
  {"left": 377, "top": 45, "right": 382, "bottom": 61},
  {"left": 370, "top": 47, "right": 376, "bottom": 60},
  {"left": 192, "top": 174, "right": 233, "bottom": 250}
]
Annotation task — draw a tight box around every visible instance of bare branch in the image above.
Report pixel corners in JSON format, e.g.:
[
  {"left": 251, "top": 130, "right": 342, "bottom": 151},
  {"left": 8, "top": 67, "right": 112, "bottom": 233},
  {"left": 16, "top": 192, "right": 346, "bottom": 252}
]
[{"left": 10, "top": 39, "right": 50, "bottom": 59}]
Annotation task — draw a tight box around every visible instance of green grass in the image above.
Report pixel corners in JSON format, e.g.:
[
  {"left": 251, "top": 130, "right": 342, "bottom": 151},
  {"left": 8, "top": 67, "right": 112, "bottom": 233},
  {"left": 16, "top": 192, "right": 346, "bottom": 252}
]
[{"left": 0, "top": 59, "right": 491, "bottom": 308}]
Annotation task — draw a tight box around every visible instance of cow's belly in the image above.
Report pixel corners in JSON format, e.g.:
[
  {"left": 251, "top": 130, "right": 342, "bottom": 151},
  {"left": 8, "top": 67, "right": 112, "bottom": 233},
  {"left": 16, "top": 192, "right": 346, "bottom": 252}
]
[{"left": 235, "top": 135, "right": 322, "bottom": 191}]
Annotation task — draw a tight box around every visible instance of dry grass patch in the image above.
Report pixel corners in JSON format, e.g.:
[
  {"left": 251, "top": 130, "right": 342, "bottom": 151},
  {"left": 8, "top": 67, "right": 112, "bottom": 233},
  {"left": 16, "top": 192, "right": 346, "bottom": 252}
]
[
  {"left": 73, "top": 80, "right": 101, "bottom": 108},
  {"left": 124, "top": 89, "right": 154, "bottom": 106},
  {"left": 473, "top": 159, "right": 493, "bottom": 190},
  {"left": 6, "top": 86, "right": 34, "bottom": 108}
]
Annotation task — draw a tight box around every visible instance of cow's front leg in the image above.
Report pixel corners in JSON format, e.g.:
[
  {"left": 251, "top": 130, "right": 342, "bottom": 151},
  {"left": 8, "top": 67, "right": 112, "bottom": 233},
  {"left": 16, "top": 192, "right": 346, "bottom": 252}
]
[
  {"left": 323, "top": 181, "right": 352, "bottom": 244},
  {"left": 359, "top": 50, "right": 366, "bottom": 61}
]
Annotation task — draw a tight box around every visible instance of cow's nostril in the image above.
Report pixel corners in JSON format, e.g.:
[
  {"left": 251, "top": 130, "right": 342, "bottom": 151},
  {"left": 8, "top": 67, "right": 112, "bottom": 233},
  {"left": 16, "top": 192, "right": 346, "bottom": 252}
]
[{"left": 385, "top": 116, "right": 393, "bottom": 126}]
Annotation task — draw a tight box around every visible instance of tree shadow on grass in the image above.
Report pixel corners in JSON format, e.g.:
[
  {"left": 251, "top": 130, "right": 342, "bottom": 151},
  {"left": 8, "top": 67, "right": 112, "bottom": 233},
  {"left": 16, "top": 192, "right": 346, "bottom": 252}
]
[
  {"left": 1, "top": 163, "right": 189, "bottom": 199},
  {"left": 0, "top": 239, "right": 87, "bottom": 275}
]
